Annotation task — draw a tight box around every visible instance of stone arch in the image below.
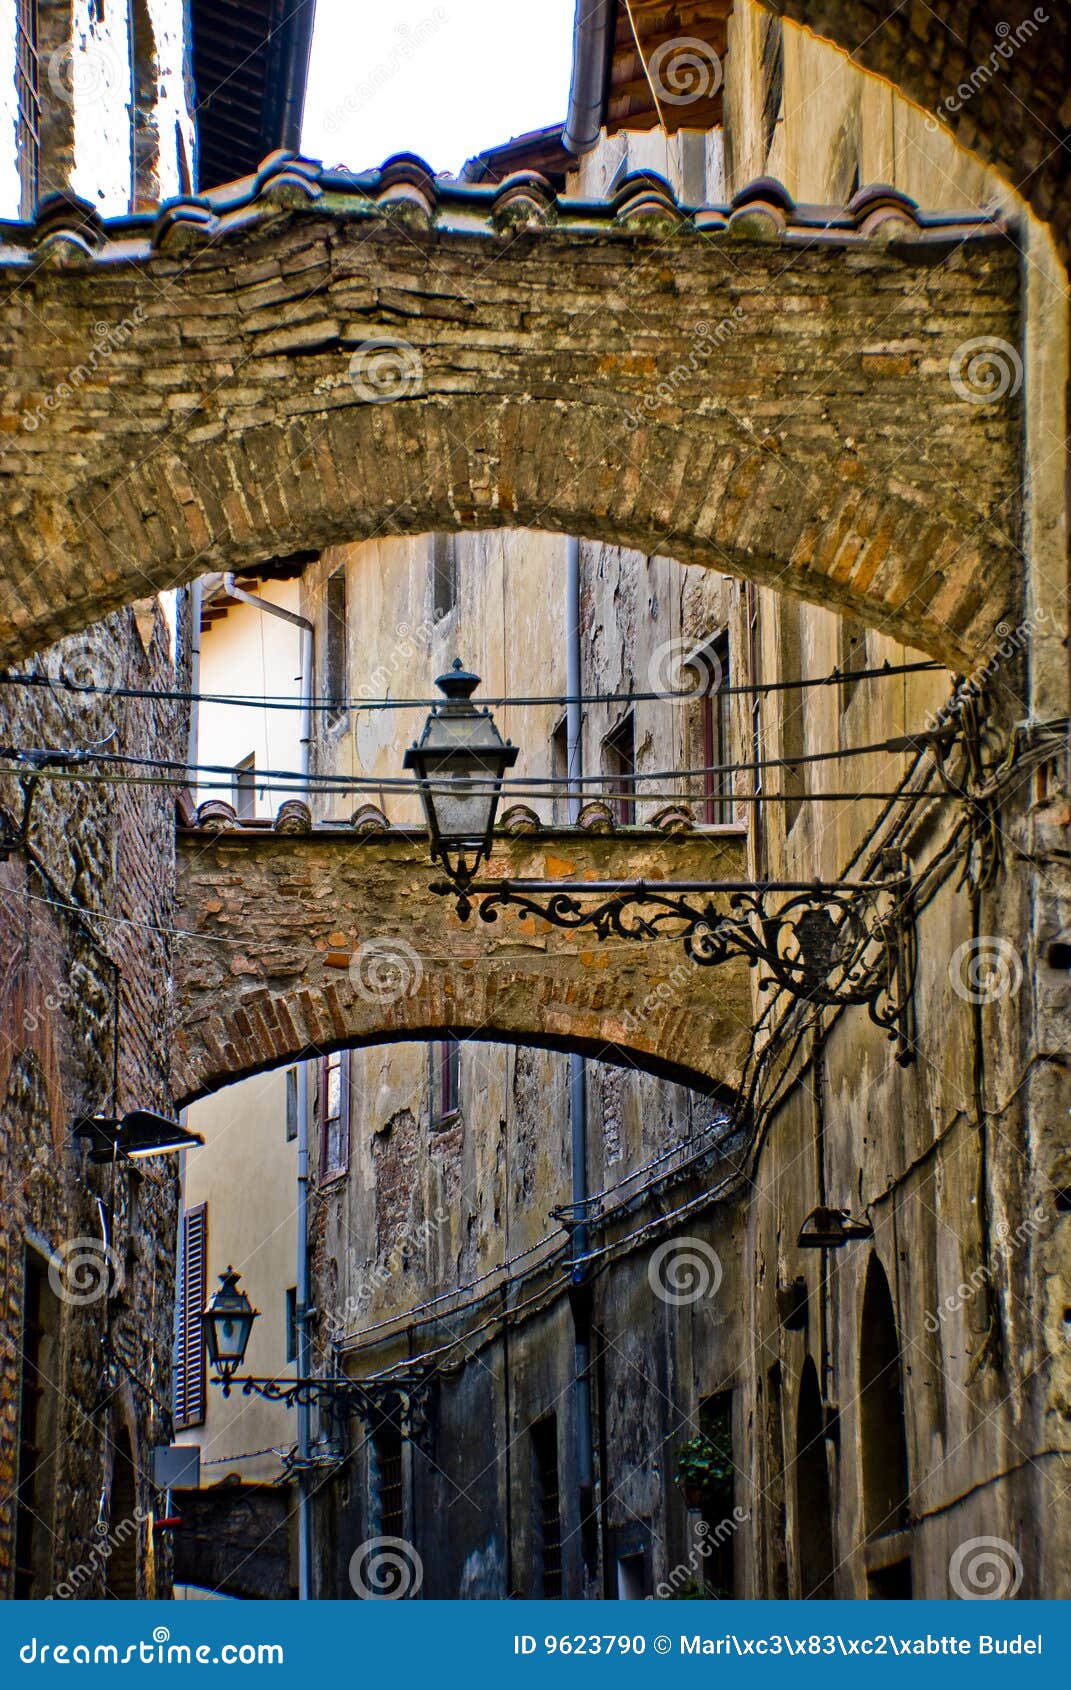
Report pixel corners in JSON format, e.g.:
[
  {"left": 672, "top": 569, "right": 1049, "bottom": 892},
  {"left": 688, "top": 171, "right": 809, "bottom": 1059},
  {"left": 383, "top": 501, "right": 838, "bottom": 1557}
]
[
  {"left": 858, "top": 1252, "right": 910, "bottom": 1539},
  {"left": 172, "top": 825, "right": 754, "bottom": 1105},
  {"left": 794, "top": 1354, "right": 836, "bottom": 1598},
  {"left": 0, "top": 157, "right": 1022, "bottom": 667}
]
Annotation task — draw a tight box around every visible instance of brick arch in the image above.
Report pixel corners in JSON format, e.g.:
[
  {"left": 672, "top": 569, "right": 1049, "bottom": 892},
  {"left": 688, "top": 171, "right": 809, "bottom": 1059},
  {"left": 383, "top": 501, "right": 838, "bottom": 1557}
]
[
  {"left": 765, "top": 2, "right": 1071, "bottom": 266},
  {"left": 0, "top": 156, "right": 1021, "bottom": 667},
  {"left": 172, "top": 826, "right": 755, "bottom": 1106}
]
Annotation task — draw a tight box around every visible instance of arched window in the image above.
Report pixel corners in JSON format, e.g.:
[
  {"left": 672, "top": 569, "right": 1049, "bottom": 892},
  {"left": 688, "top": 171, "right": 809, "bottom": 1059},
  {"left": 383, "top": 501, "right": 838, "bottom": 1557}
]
[
  {"left": 794, "top": 1356, "right": 835, "bottom": 1598},
  {"left": 104, "top": 1427, "right": 139, "bottom": 1598},
  {"left": 859, "top": 1255, "right": 910, "bottom": 1538}
]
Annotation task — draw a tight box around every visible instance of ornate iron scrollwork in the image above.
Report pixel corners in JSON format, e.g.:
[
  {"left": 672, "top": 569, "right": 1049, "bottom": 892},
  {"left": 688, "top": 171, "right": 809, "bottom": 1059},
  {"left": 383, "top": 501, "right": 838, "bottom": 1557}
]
[
  {"left": 436, "top": 858, "right": 916, "bottom": 1059},
  {"left": 226, "top": 1370, "right": 436, "bottom": 1452}
]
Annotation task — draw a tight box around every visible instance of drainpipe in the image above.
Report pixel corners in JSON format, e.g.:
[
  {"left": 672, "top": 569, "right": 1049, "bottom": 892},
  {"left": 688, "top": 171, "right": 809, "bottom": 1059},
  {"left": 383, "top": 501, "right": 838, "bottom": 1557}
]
[
  {"left": 185, "top": 579, "right": 202, "bottom": 793},
  {"left": 222, "top": 573, "right": 315, "bottom": 1598},
  {"left": 563, "top": 0, "right": 615, "bottom": 157},
  {"left": 565, "top": 537, "right": 596, "bottom": 1576}
]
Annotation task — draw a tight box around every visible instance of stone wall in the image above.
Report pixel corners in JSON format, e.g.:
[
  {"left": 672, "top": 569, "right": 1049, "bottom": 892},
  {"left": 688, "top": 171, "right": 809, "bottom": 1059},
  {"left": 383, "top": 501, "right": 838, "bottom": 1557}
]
[{"left": 0, "top": 598, "right": 190, "bottom": 1597}]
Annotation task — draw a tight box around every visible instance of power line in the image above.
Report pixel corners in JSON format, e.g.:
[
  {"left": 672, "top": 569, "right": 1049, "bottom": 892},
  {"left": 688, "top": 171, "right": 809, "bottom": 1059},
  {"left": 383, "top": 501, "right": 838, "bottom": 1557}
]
[{"left": 0, "top": 657, "right": 945, "bottom": 714}]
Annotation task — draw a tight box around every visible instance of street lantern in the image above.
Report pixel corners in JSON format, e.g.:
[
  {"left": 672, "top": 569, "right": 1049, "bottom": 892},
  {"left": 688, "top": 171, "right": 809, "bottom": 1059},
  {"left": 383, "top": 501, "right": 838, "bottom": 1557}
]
[
  {"left": 403, "top": 660, "right": 518, "bottom": 885},
  {"left": 202, "top": 1267, "right": 259, "bottom": 1387}
]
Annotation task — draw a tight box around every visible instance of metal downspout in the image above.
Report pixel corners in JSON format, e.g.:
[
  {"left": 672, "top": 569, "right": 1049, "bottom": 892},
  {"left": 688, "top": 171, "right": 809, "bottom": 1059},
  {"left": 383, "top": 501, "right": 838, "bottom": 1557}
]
[
  {"left": 563, "top": 0, "right": 616, "bottom": 157},
  {"left": 566, "top": 537, "right": 596, "bottom": 1576},
  {"left": 221, "top": 573, "right": 315, "bottom": 1599}
]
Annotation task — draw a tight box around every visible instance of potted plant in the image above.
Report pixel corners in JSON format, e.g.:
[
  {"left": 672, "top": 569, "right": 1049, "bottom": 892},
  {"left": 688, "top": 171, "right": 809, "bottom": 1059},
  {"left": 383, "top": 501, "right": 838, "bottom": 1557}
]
[{"left": 675, "top": 1430, "right": 734, "bottom": 1510}]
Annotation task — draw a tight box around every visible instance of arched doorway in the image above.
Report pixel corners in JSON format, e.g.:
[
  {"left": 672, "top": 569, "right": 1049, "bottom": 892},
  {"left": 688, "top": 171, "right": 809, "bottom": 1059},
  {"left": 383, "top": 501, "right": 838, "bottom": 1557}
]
[
  {"left": 104, "top": 1428, "right": 139, "bottom": 1599},
  {"left": 859, "top": 1255, "right": 910, "bottom": 1539},
  {"left": 794, "top": 1356, "right": 835, "bottom": 1598}
]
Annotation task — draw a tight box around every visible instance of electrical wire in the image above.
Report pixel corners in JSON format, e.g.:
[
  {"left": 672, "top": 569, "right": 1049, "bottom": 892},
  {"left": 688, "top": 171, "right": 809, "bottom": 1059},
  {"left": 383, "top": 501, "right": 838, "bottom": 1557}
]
[{"left": 0, "top": 657, "right": 945, "bottom": 713}]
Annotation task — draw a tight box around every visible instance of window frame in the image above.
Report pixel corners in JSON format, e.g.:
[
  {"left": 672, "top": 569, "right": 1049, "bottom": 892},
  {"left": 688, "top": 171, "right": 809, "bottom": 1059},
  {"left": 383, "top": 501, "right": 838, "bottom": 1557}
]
[
  {"left": 602, "top": 713, "right": 636, "bottom": 827},
  {"left": 324, "top": 566, "right": 349, "bottom": 730},
  {"left": 429, "top": 1038, "right": 460, "bottom": 1129},
  {"left": 233, "top": 753, "right": 255, "bottom": 820},
  {"left": 318, "top": 1049, "right": 351, "bottom": 1180}
]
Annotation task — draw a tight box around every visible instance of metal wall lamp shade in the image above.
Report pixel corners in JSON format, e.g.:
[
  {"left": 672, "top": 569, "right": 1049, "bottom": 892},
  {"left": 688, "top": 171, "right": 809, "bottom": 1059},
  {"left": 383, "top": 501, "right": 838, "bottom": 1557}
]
[
  {"left": 403, "top": 660, "right": 518, "bottom": 885},
  {"left": 74, "top": 1110, "right": 205, "bottom": 1163}
]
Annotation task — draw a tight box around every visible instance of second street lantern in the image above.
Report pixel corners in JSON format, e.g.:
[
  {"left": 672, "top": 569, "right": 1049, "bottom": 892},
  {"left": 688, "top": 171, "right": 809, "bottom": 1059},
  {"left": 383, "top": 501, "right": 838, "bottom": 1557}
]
[{"left": 404, "top": 660, "right": 518, "bottom": 886}]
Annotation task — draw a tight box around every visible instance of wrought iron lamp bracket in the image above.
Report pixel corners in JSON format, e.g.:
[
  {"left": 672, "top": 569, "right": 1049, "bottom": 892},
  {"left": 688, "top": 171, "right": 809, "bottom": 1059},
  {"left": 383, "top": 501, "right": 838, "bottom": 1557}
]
[
  {"left": 214, "top": 1372, "right": 435, "bottom": 1449},
  {"left": 431, "top": 857, "right": 917, "bottom": 1061}
]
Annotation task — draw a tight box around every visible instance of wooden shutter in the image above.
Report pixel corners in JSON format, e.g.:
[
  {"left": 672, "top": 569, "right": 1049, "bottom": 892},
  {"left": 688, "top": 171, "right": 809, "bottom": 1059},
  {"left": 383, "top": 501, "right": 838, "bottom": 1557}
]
[{"left": 175, "top": 1204, "right": 207, "bottom": 1430}]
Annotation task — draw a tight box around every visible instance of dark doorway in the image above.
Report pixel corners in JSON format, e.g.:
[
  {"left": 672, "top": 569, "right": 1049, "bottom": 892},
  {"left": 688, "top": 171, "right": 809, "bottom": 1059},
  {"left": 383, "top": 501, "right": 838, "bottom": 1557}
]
[
  {"left": 794, "top": 1357, "right": 836, "bottom": 1597},
  {"left": 859, "top": 1256, "right": 910, "bottom": 1538},
  {"left": 104, "top": 1428, "right": 139, "bottom": 1598}
]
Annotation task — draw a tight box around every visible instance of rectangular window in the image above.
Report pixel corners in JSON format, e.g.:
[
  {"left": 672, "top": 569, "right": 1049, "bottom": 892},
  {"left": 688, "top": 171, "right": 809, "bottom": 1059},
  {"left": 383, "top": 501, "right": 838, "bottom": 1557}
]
[
  {"left": 174, "top": 1204, "right": 207, "bottom": 1430},
  {"left": 319, "top": 1050, "right": 350, "bottom": 1177},
  {"left": 233, "top": 754, "right": 255, "bottom": 820},
  {"left": 698, "top": 1390, "right": 736, "bottom": 1596},
  {"left": 285, "top": 1287, "right": 298, "bottom": 1364},
  {"left": 603, "top": 713, "right": 636, "bottom": 827},
  {"left": 531, "top": 1416, "right": 562, "bottom": 1598},
  {"left": 285, "top": 1066, "right": 298, "bottom": 1142},
  {"left": 551, "top": 717, "right": 570, "bottom": 826},
  {"left": 778, "top": 600, "right": 805, "bottom": 834},
  {"left": 325, "top": 567, "right": 348, "bottom": 726},
  {"left": 375, "top": 1424, "right": 405, "bottom": 1540},
  {"left": 429, "top": 1038, "right": 460, "bottom": 1127},
  {"left": 838, "top": 616, "right": 867, "bottom": 712},
  {"left": 699, "top": 632, "right": 732, "bottom": 825},
  {"left": 16, "top": 1, "right": 40, "bottom": 220},
  {"left": 430, "top": 533, "right": 458, "bottom": 623}
]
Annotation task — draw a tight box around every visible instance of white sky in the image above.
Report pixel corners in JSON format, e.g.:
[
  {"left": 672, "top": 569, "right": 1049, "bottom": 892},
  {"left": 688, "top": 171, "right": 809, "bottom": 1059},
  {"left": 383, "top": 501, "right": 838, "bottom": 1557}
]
[{"left": 301, "top": 0, "right": 577, "bottom": 177}]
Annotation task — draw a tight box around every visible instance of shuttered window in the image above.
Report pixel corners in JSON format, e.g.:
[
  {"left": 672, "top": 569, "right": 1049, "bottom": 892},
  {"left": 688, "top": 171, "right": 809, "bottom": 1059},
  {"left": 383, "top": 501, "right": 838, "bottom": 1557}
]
[{"left": 174, "top": 1204, "right": 207, "bottom": 1429}]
